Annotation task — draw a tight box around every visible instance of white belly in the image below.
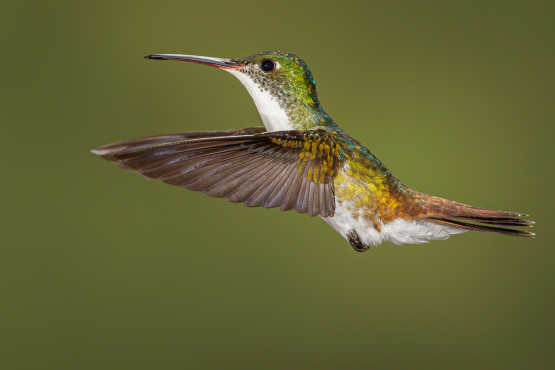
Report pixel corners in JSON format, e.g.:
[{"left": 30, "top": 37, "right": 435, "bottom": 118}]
[{"left": 321, "top": 201, "right": 467, "bottom": 247}]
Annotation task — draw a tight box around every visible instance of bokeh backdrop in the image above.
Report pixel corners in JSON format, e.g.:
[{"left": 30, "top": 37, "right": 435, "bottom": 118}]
[{"left": 2, "top": 1, "right": 554, "bottom": 369}]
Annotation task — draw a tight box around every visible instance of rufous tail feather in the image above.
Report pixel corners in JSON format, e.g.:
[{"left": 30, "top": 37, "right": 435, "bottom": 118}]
[{"left": 425, "top": 197, "right": 534, "bottom": 237}]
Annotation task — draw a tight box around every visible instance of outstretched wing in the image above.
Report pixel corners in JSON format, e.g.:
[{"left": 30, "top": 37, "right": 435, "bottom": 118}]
[{"left": 92, "top": 129, "right": 343, "bottom": 217}]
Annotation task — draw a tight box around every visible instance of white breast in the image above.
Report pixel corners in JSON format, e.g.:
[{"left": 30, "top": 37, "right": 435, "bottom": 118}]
[{"left": 226, "top": 69, "right": 292, "bottom": 131}]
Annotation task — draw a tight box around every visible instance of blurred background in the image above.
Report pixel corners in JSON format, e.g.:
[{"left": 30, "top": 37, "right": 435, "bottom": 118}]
[{"left": 2, "top": 0, "right": 554, "bottom": 369}]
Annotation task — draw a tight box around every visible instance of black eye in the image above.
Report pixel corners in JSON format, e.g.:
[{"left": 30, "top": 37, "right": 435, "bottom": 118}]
[{"left": 260, "top": 59, "right": 275, "bottom": 72}]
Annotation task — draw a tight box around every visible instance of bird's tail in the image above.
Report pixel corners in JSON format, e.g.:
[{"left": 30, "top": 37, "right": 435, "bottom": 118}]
[{"left": 421, "top": 194, "right": 535, "bottom": 237}]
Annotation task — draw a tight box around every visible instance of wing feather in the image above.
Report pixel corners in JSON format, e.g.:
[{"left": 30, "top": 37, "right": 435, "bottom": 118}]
[
  {"left": 280, "top": 172, "right": 304, "bottom": 212},
  {"left": 92, "top": 129, "right": 342, "bottom": 218}
]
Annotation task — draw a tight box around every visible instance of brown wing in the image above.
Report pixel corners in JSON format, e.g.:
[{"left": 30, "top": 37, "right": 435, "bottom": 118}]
[{"left": 92, "top": 129, "right": 342, "bottom": 218}]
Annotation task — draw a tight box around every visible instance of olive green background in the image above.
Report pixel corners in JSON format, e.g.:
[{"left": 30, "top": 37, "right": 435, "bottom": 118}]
[{"left": 2, "top": 0, "right": 554, "bottom": 369}]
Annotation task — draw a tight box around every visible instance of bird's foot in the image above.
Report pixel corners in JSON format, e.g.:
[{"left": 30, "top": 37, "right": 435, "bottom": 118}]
[{"left": 347, "top": 229, "right": 370, "bottom": 252}]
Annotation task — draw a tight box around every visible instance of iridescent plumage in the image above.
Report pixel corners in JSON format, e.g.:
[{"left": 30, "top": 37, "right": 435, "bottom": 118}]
[{"left": 92, "top": 51, "right": 534, "bottom": 251}]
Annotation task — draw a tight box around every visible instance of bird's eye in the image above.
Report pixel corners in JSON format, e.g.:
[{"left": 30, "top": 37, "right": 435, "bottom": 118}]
[{"left": 260, "top": 59, "right": 276, "bottom": 72}]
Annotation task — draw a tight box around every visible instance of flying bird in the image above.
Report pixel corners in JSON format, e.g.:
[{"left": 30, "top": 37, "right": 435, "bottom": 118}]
[{"left": 92, "top": 51, "right": 534, "bottom": 251}]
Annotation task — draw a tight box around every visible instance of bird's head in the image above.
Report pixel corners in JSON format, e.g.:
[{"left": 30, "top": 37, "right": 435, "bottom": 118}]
[{"left": 145, "top": 51, "right": 333, "bottom": 131}]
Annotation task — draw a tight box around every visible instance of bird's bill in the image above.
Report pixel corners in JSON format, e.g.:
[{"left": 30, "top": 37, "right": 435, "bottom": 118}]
[{"left": 144, "top": 54, "right": 240, "bottom": 69}]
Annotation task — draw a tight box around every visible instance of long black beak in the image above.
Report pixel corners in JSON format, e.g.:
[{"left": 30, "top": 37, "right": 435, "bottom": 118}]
[{"left": 144, "top": 54, "right": 240, "bottom": 69}]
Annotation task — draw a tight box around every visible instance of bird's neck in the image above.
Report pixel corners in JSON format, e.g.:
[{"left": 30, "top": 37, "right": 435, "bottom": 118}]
[{"left": 226, "top": 69, "right": 336, "bottom": 132}]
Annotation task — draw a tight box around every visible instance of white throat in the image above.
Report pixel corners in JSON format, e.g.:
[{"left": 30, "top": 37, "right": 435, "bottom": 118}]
[{"left": 226, "top": 69, "right": 292, "bottom": 131}]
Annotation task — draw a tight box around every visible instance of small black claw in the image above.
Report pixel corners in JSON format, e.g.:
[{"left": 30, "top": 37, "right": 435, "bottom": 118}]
[
  {"left": 347, "top": 229, "right": 370, "bottom": 252},
  {"left": 352, "top": 244, "right": 370, "bottom": 252}
]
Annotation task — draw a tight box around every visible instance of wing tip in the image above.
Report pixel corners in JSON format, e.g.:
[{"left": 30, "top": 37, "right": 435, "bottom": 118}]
[{"left": 90, "top": 147, "right": 105, "bottom": 155}]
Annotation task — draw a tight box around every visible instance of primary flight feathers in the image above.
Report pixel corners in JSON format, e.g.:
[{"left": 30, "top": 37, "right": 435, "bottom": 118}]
[{"left": 92, "top": 128, "right": 341, "bottom": 218}]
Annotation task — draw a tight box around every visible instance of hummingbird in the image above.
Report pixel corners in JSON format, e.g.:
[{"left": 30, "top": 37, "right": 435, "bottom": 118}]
[{"left": 91, "top": 51, "right": 534, "bottom": 252}]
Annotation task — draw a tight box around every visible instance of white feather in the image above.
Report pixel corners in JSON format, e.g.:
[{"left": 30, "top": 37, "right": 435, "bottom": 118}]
[
  {"left": 321, "top": 202, "right": 467, "bottom": 247},
  {"left": 226, "top": 69, "right": 292, "bottom": 131}
]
